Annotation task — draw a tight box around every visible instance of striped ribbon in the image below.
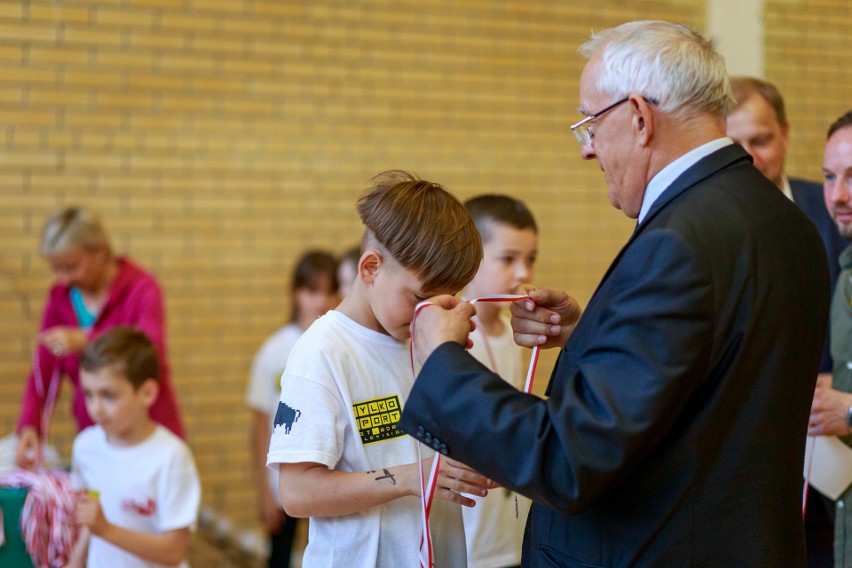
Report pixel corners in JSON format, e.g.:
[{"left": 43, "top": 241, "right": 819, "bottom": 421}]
[
  {"left": 0, "top": 469, "right": 79, "bottom": 568},
  {"left": 410, "top": 294, "right": 541, "bottom": 567}
]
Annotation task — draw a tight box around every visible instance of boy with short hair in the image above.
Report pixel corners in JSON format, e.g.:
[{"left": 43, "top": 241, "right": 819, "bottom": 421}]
[
  {"left": 461, "top": 194, "right": 538, "bottom": 568},
  {"left": 267, "top": 170, "right": 491, "bottom": 567},
  {"left": 67, "top": 326, "right": 200, "bottom": 568}
]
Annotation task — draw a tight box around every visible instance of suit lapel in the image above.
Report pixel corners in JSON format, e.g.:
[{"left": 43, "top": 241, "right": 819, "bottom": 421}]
[{"left": 586, "top": 144, "right": 752, "bottom": 306}]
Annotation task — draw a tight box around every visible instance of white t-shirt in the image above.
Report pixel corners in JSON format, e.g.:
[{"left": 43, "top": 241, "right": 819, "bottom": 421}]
[
  {"left": 464, "top": 311, "right": 532, "bottom": 568},
  {"left": 245, "top": 323, "right": 303, "bottom": 503},
  {"left": 72, "top": 425, "right": 201, "bottom": 568},
  {"left": 266, "top": 310, "right": 466, "bottom": 568}
]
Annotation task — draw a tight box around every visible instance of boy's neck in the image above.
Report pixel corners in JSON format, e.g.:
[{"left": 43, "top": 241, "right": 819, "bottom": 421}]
[
  {"left": 106, "top": 418, "right": 157, "bottom": 448},
  {"left": 337, "top": 286, "right": 387, "bottom": 337}
]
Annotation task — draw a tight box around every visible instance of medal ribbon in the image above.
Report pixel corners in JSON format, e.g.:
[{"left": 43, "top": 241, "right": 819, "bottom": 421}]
[{"left": 410, "top": 293, "right": 542, "bottom": 567}]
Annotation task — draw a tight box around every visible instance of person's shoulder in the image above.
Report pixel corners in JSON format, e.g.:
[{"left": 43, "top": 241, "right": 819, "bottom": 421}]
[
  {"left": 257, "top": 323, "right": 302, "bottom": 353},
  {"left": 72, "top": 425, "right": 106, "bottom": 454},
  {"left": 789, "top": 177, "right": 822, "bottom": 192},
  {"left": 145, "top": 426, "right": 196, "bottom": 466},
  {"left": 114, "top": 257, "right": 161, "bottom": 291}
]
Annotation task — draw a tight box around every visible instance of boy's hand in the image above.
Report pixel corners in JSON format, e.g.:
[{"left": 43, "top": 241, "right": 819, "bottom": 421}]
[
  {"left": 430, "top": 456, "right": 496, "bottom": 508},
  {"left": 410, "top": 295, "right": 476, "bottom": 365},
  {"left": 258, "top": 488, "right": 285, "bottom": 533},
  {"left": 75, "top": 493, "right": 108, "bottom": 536},
  {"left": 509, "top": 285, "right": 581, "bottom": 349}
]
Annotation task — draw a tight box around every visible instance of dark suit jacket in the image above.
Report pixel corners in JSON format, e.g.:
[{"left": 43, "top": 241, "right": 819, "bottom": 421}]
[
  {"left": 400, "top": 145, "right": 830, "bottom": 567},
  {"left": 790, "top": 177, "right": 849, "bottom": 372}
]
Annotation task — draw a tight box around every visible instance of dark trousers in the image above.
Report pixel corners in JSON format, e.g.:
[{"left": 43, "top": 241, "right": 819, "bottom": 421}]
[
  {"left": 269, "top": 516, "right": 299, "bottom": 568},
  {"left": 806, "top": 487, "right": 835, "bottom": 568}
]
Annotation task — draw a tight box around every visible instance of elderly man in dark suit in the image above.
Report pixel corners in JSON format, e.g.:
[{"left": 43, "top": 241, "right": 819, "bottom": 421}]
[{"left": 400, "top": 21, "right": 830, "bottom": 567}]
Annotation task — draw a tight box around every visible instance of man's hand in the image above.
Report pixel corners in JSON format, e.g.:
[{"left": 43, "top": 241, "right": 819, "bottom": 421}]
[
  {"left": 410, "top": 296, "right": 475, "bottom": 366},
  {"left": 809, "top": 385, "right": 852, "bottom": 436},
  {"left": 509, "top": 285, "right": 581, "bottom": 349}
]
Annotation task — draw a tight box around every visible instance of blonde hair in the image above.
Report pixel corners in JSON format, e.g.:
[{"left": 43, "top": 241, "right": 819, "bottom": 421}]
[
  {"left": 41, "top": 206, "right": 112, "bottom": 256},
  {"left": 357, "top": 170, "right": 482, "bottom": 293}
]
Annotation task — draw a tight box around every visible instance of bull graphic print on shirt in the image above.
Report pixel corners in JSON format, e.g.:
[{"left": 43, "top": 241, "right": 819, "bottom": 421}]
[
  {"left": 273, "top": 402, "right": 301, "bottom": 434},
  {"left": 352, "top": 395, "right": 405, "bottom": 445}
]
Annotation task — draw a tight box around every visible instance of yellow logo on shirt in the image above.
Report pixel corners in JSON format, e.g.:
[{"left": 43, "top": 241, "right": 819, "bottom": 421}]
[{"left": 353, "top": 395, "right": 405, "bottom": 445}]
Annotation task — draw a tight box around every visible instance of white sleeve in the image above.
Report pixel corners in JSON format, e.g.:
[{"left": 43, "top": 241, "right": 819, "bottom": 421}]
[
  {"left": 156, "top": 441, "right": 201, "bottom": 532},
  {"left": 266, "top": 369, "right": 346, "bottom": 470},
  {"left": 245, "top": 332, "right": 294, "bottom": 413}
]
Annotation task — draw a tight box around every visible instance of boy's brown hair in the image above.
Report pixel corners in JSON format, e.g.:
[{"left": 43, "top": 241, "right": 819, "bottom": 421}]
[
  {"left": 357, "top": 170, "right": 482, "bottom": 293},
  {"left": 81, "top": 326, "right": 160, "bottom": 389},
  {"left": 464, "top": 194, "right": 538, "bottom": 244}
]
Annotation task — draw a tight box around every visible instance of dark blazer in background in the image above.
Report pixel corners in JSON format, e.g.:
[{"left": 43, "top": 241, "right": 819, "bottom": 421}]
[
  {"left": 791, "top": 177, "right": 849, "bottom": 372},
  {"left": 400, "top": 145, "right": 830, "bottom": 567}
]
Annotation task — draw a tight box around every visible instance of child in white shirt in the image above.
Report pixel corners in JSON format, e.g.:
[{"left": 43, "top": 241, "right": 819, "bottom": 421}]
[
  {"left": 461, "top": 194, "right": 539, "bottom": 568},
  {"left": 267, "top": 170, "right": 493, "bottom": 567},
  {"left": 67, "top": 326, "right": 200, "bottom": 568}
]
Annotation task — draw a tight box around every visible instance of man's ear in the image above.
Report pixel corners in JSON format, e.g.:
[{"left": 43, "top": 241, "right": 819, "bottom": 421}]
[
  {"left": 137, "top": 378, "right": 160, "bottom": 407},
  {"left": 359, "top": 250, "right": 382, "bottom": 285},
  {"left": 629, "top": 93, "right": 655, "bottom": 146}
]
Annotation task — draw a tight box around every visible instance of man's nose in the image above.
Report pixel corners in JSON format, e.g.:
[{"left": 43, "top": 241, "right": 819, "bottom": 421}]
[
  {"left": 580, "top": 141, "right": 596, "bottom": 160},
  {"left": 829, "top": 181, "right": 850, "bottom": 204},
  {"left": 515, "top": 263, "right": 531, "bottom": 284}
]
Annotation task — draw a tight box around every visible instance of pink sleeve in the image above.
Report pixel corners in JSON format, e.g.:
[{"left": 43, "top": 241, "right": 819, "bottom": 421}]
[
  {"left": 17, "top": 291, "right": 65, "bottom": 435},
  {"left": 131, "top": 279, "right": 167, "bottom": 357}
]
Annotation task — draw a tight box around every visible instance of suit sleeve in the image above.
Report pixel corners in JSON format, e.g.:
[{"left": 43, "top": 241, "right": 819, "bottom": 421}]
[{"left": 400, "top": 230, "right": 714, "bottom": 514}]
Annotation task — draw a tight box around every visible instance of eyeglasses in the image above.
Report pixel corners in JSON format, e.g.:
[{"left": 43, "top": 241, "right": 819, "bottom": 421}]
[{"left": 569, "top": 97, "right": 629, "bottom": 146}]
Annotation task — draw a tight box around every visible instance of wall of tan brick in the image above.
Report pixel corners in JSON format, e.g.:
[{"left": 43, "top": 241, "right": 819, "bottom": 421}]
[
  {"left": 5, "top": 0, "right": 842, "bottom": 538},
  {"left": 765, "top": 0, "right": 852, "bottom": 182}
]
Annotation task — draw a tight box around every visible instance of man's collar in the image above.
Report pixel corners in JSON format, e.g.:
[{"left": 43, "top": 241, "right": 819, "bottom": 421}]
[{"left": 638, "top": 137, "right": 733, "bottom": 224}]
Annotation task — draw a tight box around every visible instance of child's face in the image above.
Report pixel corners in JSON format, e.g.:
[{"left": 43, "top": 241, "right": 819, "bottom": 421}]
[
  {"left": 81, "top": 366, "right": 155, "bottom": 444},
  {"left": 468, "top": 223, "right": 538, "bottom": 297},
  {"left": 295, "top": 275, "right": 339, "bottom": 324},
  {"left": 367, "top": 254, "right": 454, "bottom": 341},
  {"left": 337, "top": 259, "right": 358, "bottom": 299}
]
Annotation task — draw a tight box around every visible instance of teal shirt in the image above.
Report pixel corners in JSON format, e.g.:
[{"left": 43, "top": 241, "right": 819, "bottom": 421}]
[{"left": 70, "top": 288, "right": 96, "bottom": 331}]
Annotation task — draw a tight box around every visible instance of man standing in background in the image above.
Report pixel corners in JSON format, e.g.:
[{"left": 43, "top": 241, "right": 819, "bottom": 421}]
[
  {"left": 727, "top": 81, "right": 845, "bottom": 567},
  {"left": 809, "top": 111, "right": 852, "bottom": 568}
]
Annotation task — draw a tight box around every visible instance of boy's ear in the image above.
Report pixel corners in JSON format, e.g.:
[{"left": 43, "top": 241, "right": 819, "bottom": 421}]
[
  {"left": 359, "top": 250, "right": 382, "bottom": 285},
  {"left": 137, "top": 378, "right": 160, "bottom": 407}
]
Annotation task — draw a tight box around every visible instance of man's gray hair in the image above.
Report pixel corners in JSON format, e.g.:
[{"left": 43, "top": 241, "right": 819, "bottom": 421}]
[{"left": 579, "top": 21, "right": 734, "bottom": 122}]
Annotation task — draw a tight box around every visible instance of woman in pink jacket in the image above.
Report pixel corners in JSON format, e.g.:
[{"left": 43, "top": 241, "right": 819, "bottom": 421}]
[{"left": 16, "top": 206, "right": 184, "bottom": 468}]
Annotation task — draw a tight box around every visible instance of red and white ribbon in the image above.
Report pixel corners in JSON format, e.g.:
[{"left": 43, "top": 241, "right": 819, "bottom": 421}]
[
  {"left": 410, "top": 293, "right": 542, "bottom": 567},
  {"left": 0, "top": 469, "right": 79, "bottom": 568}
]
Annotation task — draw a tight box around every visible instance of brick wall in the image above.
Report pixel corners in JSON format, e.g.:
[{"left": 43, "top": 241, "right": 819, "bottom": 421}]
[
  {"left": 0, "top": 0, "right": 733, "bottom": 533},
  {"left": 765, "top": 0, "right": 852, "bottom": 182}
]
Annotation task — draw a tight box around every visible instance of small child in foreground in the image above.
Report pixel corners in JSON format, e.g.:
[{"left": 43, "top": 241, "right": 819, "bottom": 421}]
[
  {"left": 267, "top": 170, "right": 493, "bottom": 567},
  {"left": 67, "top": 326, "right": 200, "bottom": 568}
]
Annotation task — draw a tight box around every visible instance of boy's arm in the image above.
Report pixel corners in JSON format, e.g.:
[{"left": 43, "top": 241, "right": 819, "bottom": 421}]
[
  {"left": 63, "top": 526, "right": 90, "bottom": 568},
  {"left": 95, "top": 525, "right": 191, "bottom": 566},
  {"left": 76, "top": 493, "right": 191, "bottom": 566},
  {"left": 251, "top": 409, "right": 284, "bottom": 532},
  {"left": 279, "top": 457, "right": 494, "bottom": 518}
]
